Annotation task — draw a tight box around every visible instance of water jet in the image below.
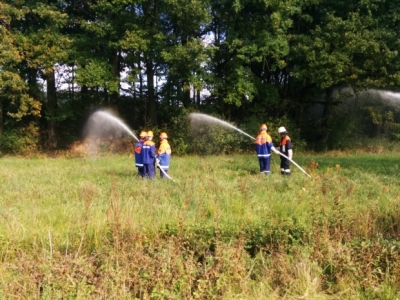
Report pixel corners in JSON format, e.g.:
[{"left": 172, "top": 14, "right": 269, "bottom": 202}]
[
  {"left": 189, "top": 112, "right": 311, "bottom": 177},
  {"left": 85, "top": 110, "right": 177, "bottom": 182}
]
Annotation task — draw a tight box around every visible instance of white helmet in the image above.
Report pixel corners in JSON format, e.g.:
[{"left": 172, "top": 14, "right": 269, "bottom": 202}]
[{"left": 278, "top": 126, "right": 288, "bottom": 134}]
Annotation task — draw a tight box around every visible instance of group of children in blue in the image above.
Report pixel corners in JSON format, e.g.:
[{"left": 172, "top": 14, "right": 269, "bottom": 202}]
[
  {"left": 134, "top": 124, "right": 292, "bottom": 179},
  {"left": 134, "top": 130, "right": 171, "bottom": 179},
  {"left": 255, "top": 124, "right": 293, "bottom": 175}
]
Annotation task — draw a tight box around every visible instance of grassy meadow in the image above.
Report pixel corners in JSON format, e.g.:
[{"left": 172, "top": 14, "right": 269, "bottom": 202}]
[{"left": 1, "top": 152, "right": 400, "bottom": 299}]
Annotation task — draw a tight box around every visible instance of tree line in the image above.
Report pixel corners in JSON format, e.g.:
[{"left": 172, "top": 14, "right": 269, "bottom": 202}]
[{"left": 1, "top": 0, "right": 400, "bottom": 153}]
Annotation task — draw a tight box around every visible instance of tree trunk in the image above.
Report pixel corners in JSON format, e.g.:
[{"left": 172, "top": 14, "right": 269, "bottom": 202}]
[
  {"left": 372, "top": 121, "right": 383, "bottom": 137},
  {"left": 27, "top": 67, "right": 40, "bottom": 100},
  {"left": 110, "top": 50, "right": 120, "bottom": 113},
  {"left": 81, "top": 85, "right": 88, "bottom": 102},
  {"left": 183, "top": 82, "right": 191, "bottom": 108},
  {"left": 321, "top": 85, "right": 337, "bottom": 130},
  {"left": 46, "top": 68, "right": 57, "bottom": 149},
  {"left": 145, "top": 57, "right": 158, "bottom": 126},
  {"left": 139, "top": 56, "right": 143, "bottom": 100},
  {"left": 0, "top": 97, "right": 3, "bottom": 134},
  {"left": 197, "top": 89, "right": 201, "bottom": 105}
]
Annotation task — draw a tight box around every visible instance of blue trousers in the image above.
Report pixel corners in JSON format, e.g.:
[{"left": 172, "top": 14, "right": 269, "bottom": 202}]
[
  {"left": 143, "top": 164, "right": 155, "bottom": 179},
  {"left": 137, "top": 167, "right": 145, "bottom": 177},
  {"left": 258, "top": 158, "right": 271, "bottom": 174}
]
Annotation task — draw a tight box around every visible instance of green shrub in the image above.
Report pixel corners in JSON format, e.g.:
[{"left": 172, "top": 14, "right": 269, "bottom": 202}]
[
  {"left": 188, "top": 113, "right": 250, "bottom": 155},
  {"left": 164, "top": 108, "right": 191, "bottom": 155},
  {"left": 0, "top": 122, "right": 39, "bottom": 155}
]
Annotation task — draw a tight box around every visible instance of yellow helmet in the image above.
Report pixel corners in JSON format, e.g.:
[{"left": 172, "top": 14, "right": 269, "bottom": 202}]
[
  {"left": 140, "top": 131, "right": 147, "bottom": 138},
  {"left": 147, "top": 130, "right": 154, "bottom": 137},
  {"left": 260, "top": 124, "right": 267, "bottom": 130},
  {"left": 159, "top": 132, "right": 168, "bottom": 139}
]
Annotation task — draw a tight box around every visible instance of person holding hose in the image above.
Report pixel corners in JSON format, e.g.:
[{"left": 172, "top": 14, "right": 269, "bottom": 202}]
[
  {"left": 278, "top": 126, "right": 293, "bottom": 175},
  {"left": 157, "top": 132, "right": 171, "bottom": 178},
  {"left": 255, "top": 124, "right": 278, "bottom": 175},
  {"left": 142, "top": 130, "right": 156, "bottom": 179},
  {"left": 134, "top": 131, "right": 147, "bottom": 177}
]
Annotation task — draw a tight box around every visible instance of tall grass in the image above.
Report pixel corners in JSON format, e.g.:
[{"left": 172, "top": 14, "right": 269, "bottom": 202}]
[{"left": 0, "top": 153, "right": 400, "bottom": 299}]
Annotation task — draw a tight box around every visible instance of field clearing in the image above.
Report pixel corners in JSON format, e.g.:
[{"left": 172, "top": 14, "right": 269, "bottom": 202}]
[{"left": 1, "top": 153, "right": 400, "bottom": 299}]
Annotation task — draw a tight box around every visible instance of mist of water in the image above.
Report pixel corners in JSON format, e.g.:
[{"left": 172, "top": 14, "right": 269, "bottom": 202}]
[
  {"left": 189, "top": 113, "right": 255, "bottom": 140},
  {"left": 88, "top": 110, "right": 139, "bottom": 141},
  {"left": 379, "top": 90, "right": 400, "bottom": 103},
  {"left": 82, "top": 110, "right": 139, "bottom": 156}
]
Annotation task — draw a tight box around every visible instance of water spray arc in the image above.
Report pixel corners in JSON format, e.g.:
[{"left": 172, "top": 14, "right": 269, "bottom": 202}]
[
  {"left": 189, "top": 113, "right": 256, "bottom": 140},
  {"left": 92, "top": 111, "right": 140, "bottom": 142},
  {"left": 189, "top": 113, "right": 311, "bottom": 178},
  {"left": 88, "top": 110, "right": 177, "bottom": 182}
]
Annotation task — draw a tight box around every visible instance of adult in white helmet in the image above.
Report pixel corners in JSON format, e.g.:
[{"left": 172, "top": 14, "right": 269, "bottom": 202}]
[{"left": 278, "top": 126, "right": 293, "bottom": 175}]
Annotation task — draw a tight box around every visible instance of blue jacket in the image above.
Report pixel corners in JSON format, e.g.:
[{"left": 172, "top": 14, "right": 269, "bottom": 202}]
[
  {"left": 158, "top": 140, "right": 171, "bottom": 170},
  {"left": 255, "top": 131, "right": 274, "bottom": 158},
  {"left": 134, "top": 139, "right": 145, "bottom": 167},
  {"left": 142, "top": 140, "right": 156, "bottom": 164}
]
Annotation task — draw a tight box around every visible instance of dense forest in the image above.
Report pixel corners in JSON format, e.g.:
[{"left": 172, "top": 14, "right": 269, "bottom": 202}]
[{"left": 1, "top": 0, "right": 400, "bottom": 154}]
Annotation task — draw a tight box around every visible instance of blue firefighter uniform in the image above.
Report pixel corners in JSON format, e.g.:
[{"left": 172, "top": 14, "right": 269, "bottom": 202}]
[
  {"left": 142, "top": 139, "right": 156, "bottom": 179},
  {"left": 134, "top": 138, "right": 146, "bottom": 177},
  {"left": 158, "top": 139, "right": 171, "bottom": 178},
  {"left": 255, "top": 130, "right": 274, "bottom": 175}
]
